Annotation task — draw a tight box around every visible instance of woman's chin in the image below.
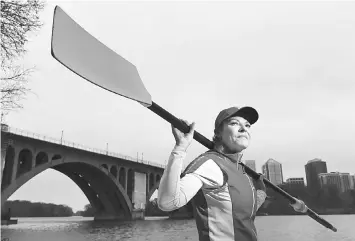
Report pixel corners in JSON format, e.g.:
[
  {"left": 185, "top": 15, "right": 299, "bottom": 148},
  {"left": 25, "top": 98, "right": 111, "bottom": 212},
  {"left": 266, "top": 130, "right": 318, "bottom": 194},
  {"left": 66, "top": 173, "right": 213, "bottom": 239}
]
[
  {"left": 227, "top": 144, "right": 248, "bottom": 153},
  {"left": 236, "top": 140, "right": 249, "bottom": 150}
]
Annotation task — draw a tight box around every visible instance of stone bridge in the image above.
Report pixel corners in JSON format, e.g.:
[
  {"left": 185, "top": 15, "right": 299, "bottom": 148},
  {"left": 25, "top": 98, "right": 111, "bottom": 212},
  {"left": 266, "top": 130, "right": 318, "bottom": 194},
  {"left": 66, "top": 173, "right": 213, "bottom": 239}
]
[{"left": 0, "top": 124, "right": 165, "bottom": 220}]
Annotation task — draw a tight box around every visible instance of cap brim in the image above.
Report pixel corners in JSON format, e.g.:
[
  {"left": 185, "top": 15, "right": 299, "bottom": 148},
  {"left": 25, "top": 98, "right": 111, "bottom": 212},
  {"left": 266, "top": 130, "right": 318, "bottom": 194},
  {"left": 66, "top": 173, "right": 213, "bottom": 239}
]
[{"left": 231, "top": 106, "right": 259, "bottom": 125}]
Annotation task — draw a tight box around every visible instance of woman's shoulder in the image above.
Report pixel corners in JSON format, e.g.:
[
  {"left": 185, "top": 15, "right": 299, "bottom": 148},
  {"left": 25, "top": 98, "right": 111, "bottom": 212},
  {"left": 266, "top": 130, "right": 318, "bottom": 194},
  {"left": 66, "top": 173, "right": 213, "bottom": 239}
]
[
  {"left": 182, "top": 151, "right": 225, "bottom": 187},
  {"left": 183, "top": 151, "right": 221, "bottom": 173}
]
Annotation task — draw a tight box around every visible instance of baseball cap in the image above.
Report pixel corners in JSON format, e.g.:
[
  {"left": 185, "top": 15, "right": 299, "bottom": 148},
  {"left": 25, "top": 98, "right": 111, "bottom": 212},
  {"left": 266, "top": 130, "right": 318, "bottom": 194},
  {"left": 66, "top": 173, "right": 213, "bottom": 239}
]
[{"left": 214, "top": 106, "right": 259, "bottom": 133}]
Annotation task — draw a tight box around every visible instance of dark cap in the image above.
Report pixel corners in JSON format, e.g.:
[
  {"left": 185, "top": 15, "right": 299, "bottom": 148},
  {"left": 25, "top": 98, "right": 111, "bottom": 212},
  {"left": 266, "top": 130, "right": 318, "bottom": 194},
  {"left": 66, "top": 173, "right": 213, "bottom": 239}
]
[{"left": 214, "top": 106, "right": 259, "bottom": 133}]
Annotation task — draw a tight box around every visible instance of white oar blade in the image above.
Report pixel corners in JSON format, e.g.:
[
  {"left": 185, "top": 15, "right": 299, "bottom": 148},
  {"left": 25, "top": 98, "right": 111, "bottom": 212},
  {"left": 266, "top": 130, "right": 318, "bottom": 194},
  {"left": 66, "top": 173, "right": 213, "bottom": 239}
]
[{"left": 51, "top": 6, "right": 152, "bottom": 106}]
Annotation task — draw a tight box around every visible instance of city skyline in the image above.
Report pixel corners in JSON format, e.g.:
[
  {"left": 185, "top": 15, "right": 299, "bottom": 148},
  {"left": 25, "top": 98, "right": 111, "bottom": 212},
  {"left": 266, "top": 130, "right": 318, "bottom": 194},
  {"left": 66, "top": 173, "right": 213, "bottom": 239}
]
[
  {"left": 245, "top": 156, "right": 355, "bottom": 183},
  {"left": 254, "top": 157, "right": 355, "bottom": 188}
]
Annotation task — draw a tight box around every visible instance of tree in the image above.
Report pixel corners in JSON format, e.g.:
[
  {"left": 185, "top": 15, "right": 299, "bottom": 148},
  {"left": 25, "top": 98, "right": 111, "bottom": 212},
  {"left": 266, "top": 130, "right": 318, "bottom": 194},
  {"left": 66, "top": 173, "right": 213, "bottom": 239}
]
[
  {"left": 1, "top": 200, "right": 74, "bottom": 217},
  {"left": 81, "top": 203, "right": 95, "bottom": 217},
  {"left": 339, "top": 190, "right": 354, "bottom": 210},
  {"left": 1, "top": 0, "right": 45, "bottom": 116}
]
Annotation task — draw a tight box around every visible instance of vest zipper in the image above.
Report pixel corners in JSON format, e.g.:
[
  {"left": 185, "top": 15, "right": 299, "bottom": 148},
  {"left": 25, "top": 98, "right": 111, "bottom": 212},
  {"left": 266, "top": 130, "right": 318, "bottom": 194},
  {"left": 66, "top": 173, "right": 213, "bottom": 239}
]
[{"left": 246, "top": 174, "right": 258, "bottom": 239}]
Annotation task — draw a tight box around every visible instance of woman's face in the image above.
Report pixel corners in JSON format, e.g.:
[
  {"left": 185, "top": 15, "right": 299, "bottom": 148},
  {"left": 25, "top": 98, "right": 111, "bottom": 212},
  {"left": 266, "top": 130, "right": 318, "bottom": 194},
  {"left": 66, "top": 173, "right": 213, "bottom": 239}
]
[{"left": 219, "top": 116, "right": 251, "bottom": 154}]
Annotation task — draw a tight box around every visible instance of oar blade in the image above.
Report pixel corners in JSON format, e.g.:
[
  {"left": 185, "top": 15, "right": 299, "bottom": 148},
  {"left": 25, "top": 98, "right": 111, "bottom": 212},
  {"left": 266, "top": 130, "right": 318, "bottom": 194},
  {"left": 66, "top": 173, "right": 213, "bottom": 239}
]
[{"left": 51, "top": 6, "right": 152, "bottom": 106}]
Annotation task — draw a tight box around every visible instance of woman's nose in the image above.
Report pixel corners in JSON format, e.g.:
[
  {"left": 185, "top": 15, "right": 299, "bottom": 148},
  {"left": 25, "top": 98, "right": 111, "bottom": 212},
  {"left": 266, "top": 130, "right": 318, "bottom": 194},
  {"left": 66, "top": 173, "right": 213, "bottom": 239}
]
[
  {"left": 239, "top": 122, "right": 251, "bottom": 132},
  {"left": 238, "top": 125, "right": 246, "bottom": 132}
]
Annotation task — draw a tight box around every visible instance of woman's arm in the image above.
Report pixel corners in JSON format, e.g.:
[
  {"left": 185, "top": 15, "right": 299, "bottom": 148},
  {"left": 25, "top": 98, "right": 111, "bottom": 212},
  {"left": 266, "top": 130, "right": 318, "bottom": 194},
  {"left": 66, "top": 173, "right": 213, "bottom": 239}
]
[
  {"left": 157, "top": 146, "right": 203, "bottom": 211},
  {"left": 158, "top": 121, "right": 199, "bottom": 211},
  {"left": 158, "top": 121, "right": 223, "bottom": 211},
  {"left": 157, "top": 147, "right": 224, "bottom": 212}
]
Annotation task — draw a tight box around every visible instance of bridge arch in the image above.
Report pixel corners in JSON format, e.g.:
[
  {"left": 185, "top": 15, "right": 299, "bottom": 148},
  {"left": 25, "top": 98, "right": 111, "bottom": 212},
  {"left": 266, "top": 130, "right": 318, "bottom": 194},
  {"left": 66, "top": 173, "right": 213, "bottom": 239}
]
[
  {"left": 35, "top": 151, "right": 49, "bottom": 167},
  {"left": 149, "top": 173, "right": 155, "bottom": 191},
  {"left": 147, "top": 181, "right": 160, "bottom": 201},
  {"left": 110, "top": 165, "right": 118, "bottom": 179},
  {"left": 127, "top": 169, "right": 134, "bottom": 201},
  {"left": 51, "top": 154, "right": 62, "bottom": 161},
  {"left": 156, "top": 174, "right": 161, "bottom": 183},
  {"left": 118, "top": 167, "right": 126, "bottom": 189},
  {"left": 53, "top": 162, "right": 132, "bottom": 220},
  {"left": 1, "top": 148, "right": 133, "bottom": 220},
  {"left": 17, "top": 148, "right": 32, "bottom": 178}
]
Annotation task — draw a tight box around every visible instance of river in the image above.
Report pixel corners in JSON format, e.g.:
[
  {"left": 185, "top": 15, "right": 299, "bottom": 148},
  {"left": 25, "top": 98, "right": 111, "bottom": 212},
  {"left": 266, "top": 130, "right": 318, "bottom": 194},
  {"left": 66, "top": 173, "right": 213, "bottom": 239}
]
[{"left": 1, "top": 215, "right": 354, "bottom": 241}]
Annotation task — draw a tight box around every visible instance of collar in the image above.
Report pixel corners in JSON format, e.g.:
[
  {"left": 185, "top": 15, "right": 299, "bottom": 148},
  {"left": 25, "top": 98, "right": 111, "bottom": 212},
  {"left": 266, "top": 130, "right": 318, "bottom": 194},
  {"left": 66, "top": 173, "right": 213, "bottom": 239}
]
[{"left": 223, "top": 152, "right": 243, "bottom": 163}]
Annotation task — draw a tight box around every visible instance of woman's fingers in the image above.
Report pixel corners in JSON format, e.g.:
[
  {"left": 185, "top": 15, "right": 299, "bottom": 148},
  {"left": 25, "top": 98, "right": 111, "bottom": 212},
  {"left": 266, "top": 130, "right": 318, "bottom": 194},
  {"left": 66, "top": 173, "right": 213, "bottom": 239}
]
[
  {"left": 187, "top": 122, "right": 196, "bottom": 136},
  {"left": 171, "top": 119, "right": 195, "bottom": 148}
]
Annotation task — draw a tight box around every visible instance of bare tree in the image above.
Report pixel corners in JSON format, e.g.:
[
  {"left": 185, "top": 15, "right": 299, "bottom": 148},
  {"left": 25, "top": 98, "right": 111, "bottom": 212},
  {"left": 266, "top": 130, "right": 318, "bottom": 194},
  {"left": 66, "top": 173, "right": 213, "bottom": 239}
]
[{"left": 1, "top": 0, "right": 45, "bottom": 116}]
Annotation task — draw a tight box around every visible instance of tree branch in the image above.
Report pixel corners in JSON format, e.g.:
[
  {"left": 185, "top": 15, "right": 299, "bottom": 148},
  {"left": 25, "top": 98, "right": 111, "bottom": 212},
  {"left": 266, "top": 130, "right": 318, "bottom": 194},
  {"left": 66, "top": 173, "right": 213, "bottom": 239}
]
[{"left": 0, "top": 0, "right": 44, "bottom": 115}]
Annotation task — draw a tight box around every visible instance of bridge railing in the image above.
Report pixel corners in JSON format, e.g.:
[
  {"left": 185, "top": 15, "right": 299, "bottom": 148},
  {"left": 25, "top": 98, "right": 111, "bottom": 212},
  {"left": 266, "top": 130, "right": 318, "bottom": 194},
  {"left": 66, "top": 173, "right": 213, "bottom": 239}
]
[{"left": 1, "top": 124, "right": 166, "bottom": 169}]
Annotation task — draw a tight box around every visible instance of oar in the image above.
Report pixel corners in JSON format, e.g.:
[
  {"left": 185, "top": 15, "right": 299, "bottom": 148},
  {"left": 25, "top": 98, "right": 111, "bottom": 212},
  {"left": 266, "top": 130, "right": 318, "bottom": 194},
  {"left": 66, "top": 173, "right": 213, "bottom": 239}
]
[{"left": 50, "top": 6, "right": 337, "bottom": 232}]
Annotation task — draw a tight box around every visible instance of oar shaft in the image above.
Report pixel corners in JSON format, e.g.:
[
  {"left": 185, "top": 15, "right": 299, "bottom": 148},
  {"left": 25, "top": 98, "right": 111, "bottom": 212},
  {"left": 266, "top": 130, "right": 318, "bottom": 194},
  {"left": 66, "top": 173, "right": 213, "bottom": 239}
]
[
  {"left": 147, "top": 101, "right": 337, "bottom": 232},
  {"left": 148, "top": 102, "right": 214, "bottom": 149},
  {"left": 307, "top": 209, "right": 337, "bottom": 232},
  {"left": 244, "top": 165, "right": 294, "bottom": 200}
]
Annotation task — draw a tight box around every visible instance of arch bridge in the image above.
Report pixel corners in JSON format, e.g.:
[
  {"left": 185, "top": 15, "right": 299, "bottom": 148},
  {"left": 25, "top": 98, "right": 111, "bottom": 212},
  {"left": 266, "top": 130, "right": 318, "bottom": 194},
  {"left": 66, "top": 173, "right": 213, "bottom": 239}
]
[{"left": 1, "top": 124, "right": 165, "bottom": 220}]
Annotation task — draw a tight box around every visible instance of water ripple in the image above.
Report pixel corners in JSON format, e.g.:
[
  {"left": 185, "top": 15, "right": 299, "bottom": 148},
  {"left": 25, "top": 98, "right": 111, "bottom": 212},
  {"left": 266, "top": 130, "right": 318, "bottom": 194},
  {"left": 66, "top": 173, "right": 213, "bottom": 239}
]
[{"left": 1, "top": 215, "right": 354, "bottom": 241}]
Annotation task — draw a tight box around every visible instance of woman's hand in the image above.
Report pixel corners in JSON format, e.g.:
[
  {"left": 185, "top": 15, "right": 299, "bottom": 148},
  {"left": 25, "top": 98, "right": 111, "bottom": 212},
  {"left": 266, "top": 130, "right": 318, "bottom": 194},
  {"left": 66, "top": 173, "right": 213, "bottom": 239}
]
[
  {"left": 290, "top": 198, "right": 308, "bottom": 213},
  {"left": 254, "top": 174, "right": 266, "bottom": 192},
  {"left": 171, "top": 120, "right": 196, "bottom": 152}
]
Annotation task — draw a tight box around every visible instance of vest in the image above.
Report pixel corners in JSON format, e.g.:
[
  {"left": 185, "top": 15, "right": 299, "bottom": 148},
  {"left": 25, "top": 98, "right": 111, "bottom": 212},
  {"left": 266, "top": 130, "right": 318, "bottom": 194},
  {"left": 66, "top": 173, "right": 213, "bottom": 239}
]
[{"left": 182, "top": 150, "right": 258, "bottom": 241}]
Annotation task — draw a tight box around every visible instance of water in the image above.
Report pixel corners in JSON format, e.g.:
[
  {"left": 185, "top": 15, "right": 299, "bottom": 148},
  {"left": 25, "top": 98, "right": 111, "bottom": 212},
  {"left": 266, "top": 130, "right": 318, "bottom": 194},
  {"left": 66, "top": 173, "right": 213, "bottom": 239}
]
[{"left": 1, "top": 215, "right": 354, "bottom": 241}]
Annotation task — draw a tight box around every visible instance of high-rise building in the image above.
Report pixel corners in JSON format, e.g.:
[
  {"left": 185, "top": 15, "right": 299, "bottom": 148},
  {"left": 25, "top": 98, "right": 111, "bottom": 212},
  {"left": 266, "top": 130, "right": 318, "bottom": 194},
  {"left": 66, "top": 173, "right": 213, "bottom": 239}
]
[
  {"left": 341, "top": 173, "right": 353, "bottom": 192},
  {"left": 319, "top": 172, "right": 353, "bottom": 193},
  {"left": 245, "top": 160, "right": 256, "bottom": 172},
  {"left": 319, "top": 172, "right": 341, "bottom": 192},
  {"left": 262, "top": 159, "right": 283, "bottom": 185},
  {"left": 351, "top": 175, "right": 355, "bottom": 190},
  {"left": 286, "top": 178, "right": 305, "bottom": 186},
  {"left": 305, "top": 158, "right": 327, "bottom": 194}
]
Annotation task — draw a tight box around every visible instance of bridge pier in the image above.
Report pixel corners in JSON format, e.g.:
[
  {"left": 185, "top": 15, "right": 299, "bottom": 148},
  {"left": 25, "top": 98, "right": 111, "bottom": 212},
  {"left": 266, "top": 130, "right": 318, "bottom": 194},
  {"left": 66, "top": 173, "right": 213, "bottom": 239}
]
[{"left": 131, "top": 209, "right": 145, "bottom": 220}]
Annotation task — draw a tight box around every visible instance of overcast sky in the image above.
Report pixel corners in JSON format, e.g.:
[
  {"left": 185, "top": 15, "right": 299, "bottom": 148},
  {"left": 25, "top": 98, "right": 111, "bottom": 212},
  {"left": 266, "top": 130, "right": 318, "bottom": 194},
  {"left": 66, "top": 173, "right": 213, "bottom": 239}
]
[{"left": 6, "top": 0, "right": 355, "bottom": 212}]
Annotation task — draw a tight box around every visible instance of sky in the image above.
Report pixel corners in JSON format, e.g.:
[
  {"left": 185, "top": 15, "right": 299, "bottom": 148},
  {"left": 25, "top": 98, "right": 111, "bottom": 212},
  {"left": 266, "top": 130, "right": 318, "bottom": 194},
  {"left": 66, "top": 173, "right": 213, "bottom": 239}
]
[{"left": 4, "top": 0, "right": 355, "bottom": 212}]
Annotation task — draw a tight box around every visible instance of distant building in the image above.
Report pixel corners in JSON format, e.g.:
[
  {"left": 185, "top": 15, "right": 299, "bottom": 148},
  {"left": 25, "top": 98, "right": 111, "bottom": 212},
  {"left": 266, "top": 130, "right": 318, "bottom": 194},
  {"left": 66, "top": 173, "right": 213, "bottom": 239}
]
[
  {"left": 341, "top": 173, "right": 353, "bottom": 192},
  {"left": 305, "top": 158, "right": 327, "bottom": 194},
  {"left": 286, "top": 177, "right": 305, "bottom": 186},
  {"left": 262, "top": 159, "right": 283, "bottom": 185},
  {"left": 351, "top": 175, "right": 355, "bottom": 190},
  {"left": 245, "top": 160, "right": 256, "bottom": 172},
  {"left": 319, "top": 172, "right": 353, "bottom": 193}
]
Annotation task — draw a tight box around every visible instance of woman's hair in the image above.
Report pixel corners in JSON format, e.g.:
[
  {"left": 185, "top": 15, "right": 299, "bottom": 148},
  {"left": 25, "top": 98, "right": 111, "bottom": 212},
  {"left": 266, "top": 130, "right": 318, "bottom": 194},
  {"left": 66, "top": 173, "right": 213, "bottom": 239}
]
[
  {"left": 212, "top": 123, "right": 224, "bottom": 152},
  {"left": 212, "top": 133, "right": 221, "bottom": 145}
]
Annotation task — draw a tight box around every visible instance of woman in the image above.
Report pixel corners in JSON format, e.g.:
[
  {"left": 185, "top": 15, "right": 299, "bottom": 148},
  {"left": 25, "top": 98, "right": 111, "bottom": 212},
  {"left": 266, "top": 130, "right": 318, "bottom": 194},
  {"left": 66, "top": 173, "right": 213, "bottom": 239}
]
[{"left": 157, "top": 106, "right": 307, "bottom": 241}]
